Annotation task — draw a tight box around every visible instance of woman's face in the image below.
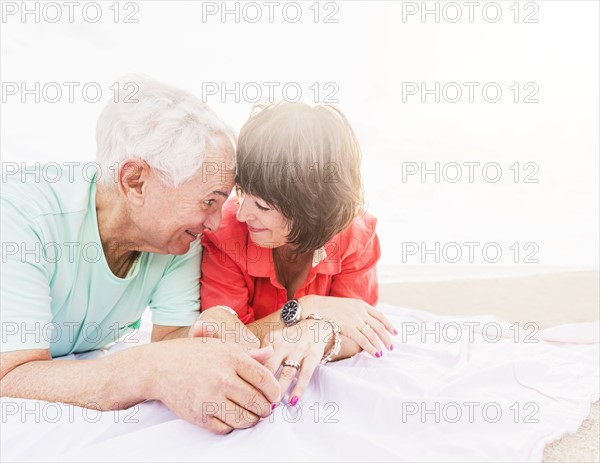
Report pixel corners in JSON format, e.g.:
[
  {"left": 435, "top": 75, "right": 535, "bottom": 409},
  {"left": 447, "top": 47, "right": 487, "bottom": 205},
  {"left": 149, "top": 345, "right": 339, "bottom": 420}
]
[{"left": 236, "top": 190, "right": 290, "bottom": 248}]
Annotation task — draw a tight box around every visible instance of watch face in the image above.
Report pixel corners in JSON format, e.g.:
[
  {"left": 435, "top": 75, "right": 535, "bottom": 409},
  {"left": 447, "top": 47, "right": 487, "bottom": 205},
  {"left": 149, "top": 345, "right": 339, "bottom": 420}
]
[{"left": 281, "top": 300, "right": 299, "bottom": 323}]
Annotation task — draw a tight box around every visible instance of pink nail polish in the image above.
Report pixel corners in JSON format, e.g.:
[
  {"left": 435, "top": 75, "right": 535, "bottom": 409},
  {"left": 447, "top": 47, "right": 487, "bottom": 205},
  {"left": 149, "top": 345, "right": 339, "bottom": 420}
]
[
  {"left": 379, "top": 350, "right": 383, "bottom": 357},
  {"left": 290, "top": 396, "right": 299, "bottom": 406},
  {"left": 374, "top": 351, "right": 381, "bottom": 358},
  {"left": 271, "top": 403, "right": 278, "bottom": 410},
  {"left": 390, "top": 344, "right": 394, "bottom": 351},
  {"left": 393, "top": 328, "right": 398, "bottom": 335}
]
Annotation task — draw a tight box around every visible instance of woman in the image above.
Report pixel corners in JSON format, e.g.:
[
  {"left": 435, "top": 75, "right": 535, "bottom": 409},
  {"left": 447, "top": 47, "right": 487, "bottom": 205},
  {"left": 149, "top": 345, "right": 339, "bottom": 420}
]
[{"left": 201, "top": 102, "right": 397, "bottom": 406}]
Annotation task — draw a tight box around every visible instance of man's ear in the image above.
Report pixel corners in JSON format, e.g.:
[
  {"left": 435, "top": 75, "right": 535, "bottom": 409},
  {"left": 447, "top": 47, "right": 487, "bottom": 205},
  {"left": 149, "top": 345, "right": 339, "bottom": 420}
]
[{"left": 118, "top": 159, "right": 149, "bottom": 204}]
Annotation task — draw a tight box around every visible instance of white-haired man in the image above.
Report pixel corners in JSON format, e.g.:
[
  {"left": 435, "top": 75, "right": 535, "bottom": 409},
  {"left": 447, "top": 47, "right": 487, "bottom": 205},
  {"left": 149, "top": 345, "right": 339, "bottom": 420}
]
[{"left": 0, "top": 76, "right": 279, "bottom": 434}]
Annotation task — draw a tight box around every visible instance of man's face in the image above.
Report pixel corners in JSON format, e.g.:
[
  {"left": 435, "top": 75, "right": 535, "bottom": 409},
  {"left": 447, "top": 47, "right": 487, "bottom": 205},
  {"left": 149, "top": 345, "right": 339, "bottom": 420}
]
[{"left": 131, "top": 142, "right": 235, "bottom": 255}]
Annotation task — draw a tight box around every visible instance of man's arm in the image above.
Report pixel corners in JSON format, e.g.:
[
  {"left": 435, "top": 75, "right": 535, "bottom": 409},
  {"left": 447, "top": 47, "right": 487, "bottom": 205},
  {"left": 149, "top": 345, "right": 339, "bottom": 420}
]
[
  {"left": 0, "top": 347, "right": 150, "bottom": 409},
  {"left": 0, "top": 337, "right": 281, "bottom": 434},
  {"left": 151, "top": 325, "right": 190, "bottom": 342}
]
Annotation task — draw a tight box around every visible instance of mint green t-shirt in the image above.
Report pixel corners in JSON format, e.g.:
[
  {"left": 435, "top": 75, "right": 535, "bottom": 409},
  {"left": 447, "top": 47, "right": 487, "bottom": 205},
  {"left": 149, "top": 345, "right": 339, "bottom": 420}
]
[{"left": 1, "top": 163, "right": 201, "bottom": 357}]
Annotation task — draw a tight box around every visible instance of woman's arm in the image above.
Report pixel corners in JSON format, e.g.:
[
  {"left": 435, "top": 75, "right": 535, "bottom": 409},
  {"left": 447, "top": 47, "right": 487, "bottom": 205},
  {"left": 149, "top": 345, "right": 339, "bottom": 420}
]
[
  {"left": 251, "top": 216, "right": 394, "bottom": 360},
  {"left": 200, "top": 233, "right": 256, "bottom": 324}
]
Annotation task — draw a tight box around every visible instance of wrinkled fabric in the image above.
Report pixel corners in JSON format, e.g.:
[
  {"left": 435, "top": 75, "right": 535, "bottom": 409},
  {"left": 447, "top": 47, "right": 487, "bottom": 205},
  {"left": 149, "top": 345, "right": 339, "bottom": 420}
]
[{"left": 2, "top": 304, "right": 598, "bottom": 462}]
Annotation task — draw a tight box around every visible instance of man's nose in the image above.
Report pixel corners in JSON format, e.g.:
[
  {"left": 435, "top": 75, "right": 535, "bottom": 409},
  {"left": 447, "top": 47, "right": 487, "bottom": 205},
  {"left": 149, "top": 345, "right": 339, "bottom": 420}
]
[{"left": 204, "top": 209, "right": 223, "bottom": 232}]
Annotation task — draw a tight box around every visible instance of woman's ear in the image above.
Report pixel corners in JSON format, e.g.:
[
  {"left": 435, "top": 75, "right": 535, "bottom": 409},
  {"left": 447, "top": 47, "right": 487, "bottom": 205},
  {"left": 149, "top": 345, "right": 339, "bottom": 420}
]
[{"left": 118, "top": 159, "right": 149, "bottom": 204}]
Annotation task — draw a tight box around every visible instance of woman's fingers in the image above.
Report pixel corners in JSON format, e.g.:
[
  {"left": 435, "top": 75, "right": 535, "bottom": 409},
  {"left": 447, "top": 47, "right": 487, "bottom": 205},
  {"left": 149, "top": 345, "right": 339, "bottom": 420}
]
[
  {"left": 288, "top": 354, "right": 321, "bottom": 406},
  {"left": 263, "top": 350, "right": 285, "bottom": 377},
  {"left": 277, "top": 364, "right": 300, "bottom": 402},
  {"left": 358, "top": 324, "right": 383, "bottom": 357},
  {"left": 349, "top": 325, "right": 380, "bottom": 357},
  {"left": 368, "top": 308, "right": 398, "bottom": 336},
  {"left": 366, "top": 317, "right": 393, "bottom": 351}
]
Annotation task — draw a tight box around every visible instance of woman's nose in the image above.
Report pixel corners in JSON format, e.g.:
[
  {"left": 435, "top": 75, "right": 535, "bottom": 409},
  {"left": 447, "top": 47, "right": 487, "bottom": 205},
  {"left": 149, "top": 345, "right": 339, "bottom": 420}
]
[{"left": 236, "top": 194, "right": 252, "bottom": 222}]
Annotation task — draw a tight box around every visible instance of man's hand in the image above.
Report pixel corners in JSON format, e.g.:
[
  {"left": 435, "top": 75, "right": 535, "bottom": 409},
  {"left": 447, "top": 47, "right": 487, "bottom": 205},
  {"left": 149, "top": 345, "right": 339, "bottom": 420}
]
[
  {"left": 189, "top": 307, "right": 261, "bottom": 353},
  {"left": 1, "top": 336, "right": 280, "bottom": 435},
  {"left": 145, "top": 337, "right": 279, "bottom": 433}
]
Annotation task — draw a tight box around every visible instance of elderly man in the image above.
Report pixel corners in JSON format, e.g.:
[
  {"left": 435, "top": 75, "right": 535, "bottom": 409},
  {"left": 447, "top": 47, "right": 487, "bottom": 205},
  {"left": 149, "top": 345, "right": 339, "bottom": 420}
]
[{"left": 0, "top": 76, "right": 280, "bottom": 434}]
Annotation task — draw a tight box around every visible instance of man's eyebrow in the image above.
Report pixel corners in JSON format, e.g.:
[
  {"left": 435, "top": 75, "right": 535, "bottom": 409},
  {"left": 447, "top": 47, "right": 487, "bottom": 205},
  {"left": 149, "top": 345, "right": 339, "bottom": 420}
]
[{"left": 212, "top": 190, "right": 229, "bottom": 198}]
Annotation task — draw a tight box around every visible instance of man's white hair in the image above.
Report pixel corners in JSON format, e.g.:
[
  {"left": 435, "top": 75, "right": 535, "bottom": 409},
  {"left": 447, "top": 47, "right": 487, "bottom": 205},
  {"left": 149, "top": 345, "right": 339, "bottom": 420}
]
[{"left": 95, "top": 74, "right": 235, "bottom": 188}]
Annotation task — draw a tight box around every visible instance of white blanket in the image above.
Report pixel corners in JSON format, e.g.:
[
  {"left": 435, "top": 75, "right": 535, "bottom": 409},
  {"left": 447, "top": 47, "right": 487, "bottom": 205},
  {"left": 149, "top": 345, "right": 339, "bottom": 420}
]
[{"left": 2, "top": 304, "right": 598, "bottom": 462}]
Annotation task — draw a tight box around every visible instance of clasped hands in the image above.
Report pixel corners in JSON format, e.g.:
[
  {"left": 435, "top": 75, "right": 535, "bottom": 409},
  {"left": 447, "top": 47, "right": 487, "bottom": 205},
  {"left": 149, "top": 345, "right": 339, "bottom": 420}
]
[{"left": 193, "top": 296, "right": 397, "bottom": 408}]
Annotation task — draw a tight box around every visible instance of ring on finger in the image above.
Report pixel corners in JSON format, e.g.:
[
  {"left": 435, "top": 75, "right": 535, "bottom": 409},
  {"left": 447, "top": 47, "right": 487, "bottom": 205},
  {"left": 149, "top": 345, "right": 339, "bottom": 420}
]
[
  {"left": 360, "top": 323, "right": 372, "bottom": 335},
  {"left": 282, "top": 359, "right": 301, "bottom": 369}
]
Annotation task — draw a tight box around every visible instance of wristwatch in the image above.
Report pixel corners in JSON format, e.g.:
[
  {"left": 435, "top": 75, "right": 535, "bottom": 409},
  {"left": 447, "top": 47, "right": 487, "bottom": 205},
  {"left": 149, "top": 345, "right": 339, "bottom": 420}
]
[{"left": 280, "top": 299, "right": 302, "bottom": 326}]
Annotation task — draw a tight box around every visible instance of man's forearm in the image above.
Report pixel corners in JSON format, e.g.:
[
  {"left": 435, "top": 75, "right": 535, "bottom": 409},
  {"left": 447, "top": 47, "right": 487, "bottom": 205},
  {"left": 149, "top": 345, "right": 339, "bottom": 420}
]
[
  {"left": 0, "top": 344, "right": 156, "bottom": 410},
  {"left": 156, "top": 326, "right": 190, "bottom": 341}
]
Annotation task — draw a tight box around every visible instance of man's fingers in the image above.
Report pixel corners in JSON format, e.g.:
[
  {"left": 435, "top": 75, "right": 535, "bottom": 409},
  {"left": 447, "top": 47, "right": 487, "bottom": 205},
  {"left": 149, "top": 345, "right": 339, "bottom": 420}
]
[
  {"left": 206, "top": 416, "right": 234, "bottom": 435},
  {"left": 247, "top": 345, "right": 274, "bottom": 364},
  {"left": 240, "top": 327, "right": 261, "bottom": 352},
  {"left": 215, "top": 399, "right": 261, "bottom": 430},
  {"left": 226, "top": 378, "right": 273, "bottom": 419},
  {"left": 188, "top": 319, "right": 218, "bottom": 338},
  {"left": 236, "top": 355, "right": 281, "bottom": 405}
]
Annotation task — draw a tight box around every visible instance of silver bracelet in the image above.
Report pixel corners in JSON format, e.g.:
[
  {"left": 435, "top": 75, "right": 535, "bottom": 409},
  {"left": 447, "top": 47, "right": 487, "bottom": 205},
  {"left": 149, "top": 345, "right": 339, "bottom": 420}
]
[
  {"left": 214, "top": 305, "right": 238, "bottom": 318},
  {"left": 307, "top": 313, "right": 341, "bottom": 364}
]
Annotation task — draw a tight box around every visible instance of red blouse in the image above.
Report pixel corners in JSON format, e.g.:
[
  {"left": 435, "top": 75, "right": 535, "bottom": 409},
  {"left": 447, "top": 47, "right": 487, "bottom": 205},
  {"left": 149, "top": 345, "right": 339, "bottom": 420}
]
[{"left": 200, "top": 198, "right": 381, "bottom": 324}]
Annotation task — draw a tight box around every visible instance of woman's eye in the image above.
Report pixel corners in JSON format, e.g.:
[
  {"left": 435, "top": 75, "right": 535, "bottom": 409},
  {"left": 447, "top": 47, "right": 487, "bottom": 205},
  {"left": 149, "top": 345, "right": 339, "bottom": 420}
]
[{"left": 255, "top": 202, "right": 270, "bottom": 211}]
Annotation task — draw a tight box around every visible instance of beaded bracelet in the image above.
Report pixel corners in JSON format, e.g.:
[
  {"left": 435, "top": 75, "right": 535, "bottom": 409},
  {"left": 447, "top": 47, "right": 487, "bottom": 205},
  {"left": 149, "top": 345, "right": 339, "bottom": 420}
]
[{"left": 307, "top": 313, "right": 341, "bottom": 364}]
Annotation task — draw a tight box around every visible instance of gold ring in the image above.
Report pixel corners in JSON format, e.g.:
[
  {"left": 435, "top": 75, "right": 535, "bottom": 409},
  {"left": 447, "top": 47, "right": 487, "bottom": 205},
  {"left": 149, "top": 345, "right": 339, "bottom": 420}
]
[{"left": 361, "top": 323, "right": 372, "bottom": 335}]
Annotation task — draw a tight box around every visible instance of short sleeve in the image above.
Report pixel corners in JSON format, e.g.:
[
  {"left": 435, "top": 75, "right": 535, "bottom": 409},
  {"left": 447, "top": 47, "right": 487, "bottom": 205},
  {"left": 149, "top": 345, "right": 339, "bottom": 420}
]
[
  {"left": 148, "top": 240, "right": 202, "bottom": 327},
  {"left": 200, "top": 232, "right": 256, "bottom": 324},
  {"left": 0, "top": 199, "right": 53, "bottom": 353},
  {"left": 329, "top": 214, "right": 381, "bottom": 306}
]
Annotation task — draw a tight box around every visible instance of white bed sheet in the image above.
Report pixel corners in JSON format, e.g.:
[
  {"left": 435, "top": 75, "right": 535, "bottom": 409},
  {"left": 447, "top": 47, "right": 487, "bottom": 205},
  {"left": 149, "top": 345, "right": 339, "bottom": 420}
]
[{"left": 1, "top": 304, "right": 598, "bottom": 462}]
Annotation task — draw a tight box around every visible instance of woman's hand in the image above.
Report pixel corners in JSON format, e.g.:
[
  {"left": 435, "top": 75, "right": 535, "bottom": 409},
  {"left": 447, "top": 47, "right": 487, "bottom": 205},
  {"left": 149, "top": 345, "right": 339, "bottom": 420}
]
[
  {"left": 262, "top": 318, "right": 331, "bottom": 406},
  {"left": 299, "top": 295, "right": 397, "bottom": 358},
  {"left": 189, "top": 306, "right": 261, "bottom": 353}
]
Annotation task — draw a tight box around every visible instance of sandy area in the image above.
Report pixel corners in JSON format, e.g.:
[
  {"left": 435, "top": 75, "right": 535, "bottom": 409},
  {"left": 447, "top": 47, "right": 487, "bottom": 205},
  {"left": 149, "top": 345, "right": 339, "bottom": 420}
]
[{"left": 379, "top": 270, "right": 600, "bottom": 462}]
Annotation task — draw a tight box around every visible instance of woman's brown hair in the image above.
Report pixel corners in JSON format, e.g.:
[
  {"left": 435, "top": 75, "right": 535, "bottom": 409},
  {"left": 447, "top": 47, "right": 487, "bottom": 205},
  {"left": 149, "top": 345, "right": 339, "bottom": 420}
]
[{"left": 236, "top": 102, "right": 364, "bottom": 254}]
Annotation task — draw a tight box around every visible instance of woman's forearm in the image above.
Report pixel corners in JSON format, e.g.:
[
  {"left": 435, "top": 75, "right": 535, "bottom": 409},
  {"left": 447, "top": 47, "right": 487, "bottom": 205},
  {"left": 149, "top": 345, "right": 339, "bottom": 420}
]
[
  {"left": 246, "top": 312, "right": 285, "bottom": 341},
  {"left": 248, "top": 310, "right": 364, "bottom": 362}
]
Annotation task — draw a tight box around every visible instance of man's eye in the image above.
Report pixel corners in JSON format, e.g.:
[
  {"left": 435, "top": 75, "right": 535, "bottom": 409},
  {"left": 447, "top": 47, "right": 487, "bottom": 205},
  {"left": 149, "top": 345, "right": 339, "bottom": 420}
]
[{"left": 204, "top": 199, "right": 215, "bottom": 207}]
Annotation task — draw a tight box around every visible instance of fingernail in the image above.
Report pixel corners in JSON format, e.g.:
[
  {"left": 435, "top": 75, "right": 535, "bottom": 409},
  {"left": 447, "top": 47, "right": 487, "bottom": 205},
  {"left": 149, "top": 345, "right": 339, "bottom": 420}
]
[
  {"left": 379, "top": 350, "right": 383, "bottom": 357},
  {"left": 290, "top": 396, "right": 299, "bottom": 406},
  {"left": 393, "top": 329, "right": 398, "bottom": 335},
  {"left": 374, "top": 351, "right": 381, "bottom": 358},
  {"left": 271, "top": 403, "right": 278, "bottom": 410},
  {"left": 390, "top": 344, "right": 394, "bottom": 351}
]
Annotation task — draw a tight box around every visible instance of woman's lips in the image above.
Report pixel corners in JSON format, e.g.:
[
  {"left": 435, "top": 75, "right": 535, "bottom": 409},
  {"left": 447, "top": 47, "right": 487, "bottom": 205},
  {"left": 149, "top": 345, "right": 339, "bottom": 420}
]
[{"left": 247, "top": 225, "right": 268, "bottom": 233}]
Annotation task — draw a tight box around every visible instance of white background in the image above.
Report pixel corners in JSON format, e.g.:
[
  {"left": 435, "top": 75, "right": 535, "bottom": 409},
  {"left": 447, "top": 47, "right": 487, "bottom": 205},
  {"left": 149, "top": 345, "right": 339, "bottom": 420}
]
[{"left": 1, "top": 0, "right": 598, "bottom": 281}]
